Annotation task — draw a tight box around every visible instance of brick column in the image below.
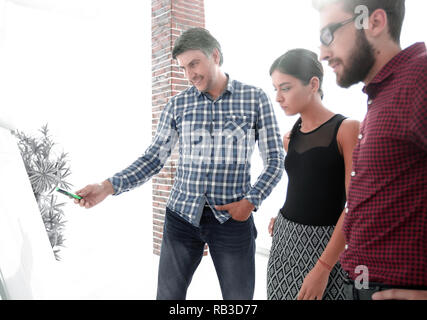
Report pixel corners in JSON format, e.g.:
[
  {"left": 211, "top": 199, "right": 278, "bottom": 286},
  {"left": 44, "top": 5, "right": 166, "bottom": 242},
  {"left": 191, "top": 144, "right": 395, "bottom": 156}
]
[{"left": 151, "top": 0, "right": 205, "bottom": 255}]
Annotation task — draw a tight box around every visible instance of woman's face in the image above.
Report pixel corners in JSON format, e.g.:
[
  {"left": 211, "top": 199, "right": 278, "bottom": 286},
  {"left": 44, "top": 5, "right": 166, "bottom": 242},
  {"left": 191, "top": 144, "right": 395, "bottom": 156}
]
[{"left": 271, "top": 70, "right": 313, "bottom": 116}]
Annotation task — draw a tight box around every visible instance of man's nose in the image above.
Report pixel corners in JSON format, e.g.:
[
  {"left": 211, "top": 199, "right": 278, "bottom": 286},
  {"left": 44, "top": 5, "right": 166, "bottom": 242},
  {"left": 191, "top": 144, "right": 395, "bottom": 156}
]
[
  {"left": 184, "top": 69, "right": 193, "bottom": 80},
  {"left": 319, "top": 44, "right": 332, "bottom": 62}
]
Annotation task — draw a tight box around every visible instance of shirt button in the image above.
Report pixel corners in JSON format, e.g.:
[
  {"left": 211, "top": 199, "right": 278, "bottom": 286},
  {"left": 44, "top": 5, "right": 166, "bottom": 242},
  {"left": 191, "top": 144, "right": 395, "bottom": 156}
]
[
  {"left": 345, "top": 245, "right": 349, "bottom": 250},
  {"left": 368, "top": 99, "right": 373, "bottom": 105},
  {"left": 345, "top": 208, "right": 349, "bottom": 213},
  {"left": 358, "top": 134, "right": 363, "bottom": 140},
  {"left": 351, "top": 171, "right": 356, "bottom": 177}
]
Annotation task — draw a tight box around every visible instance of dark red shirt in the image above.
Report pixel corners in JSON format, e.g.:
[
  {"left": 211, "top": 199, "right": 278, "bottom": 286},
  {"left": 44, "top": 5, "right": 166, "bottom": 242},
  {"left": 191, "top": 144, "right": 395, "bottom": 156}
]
[{"left": 341, "top": 43, "right": 427, "bottom": 287}]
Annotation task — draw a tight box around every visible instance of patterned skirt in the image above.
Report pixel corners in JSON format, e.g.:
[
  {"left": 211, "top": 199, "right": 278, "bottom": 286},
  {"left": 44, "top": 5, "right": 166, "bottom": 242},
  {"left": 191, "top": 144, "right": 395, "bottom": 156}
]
[{"left": 267, "top": 213, "right": 346, "bottom": 300}]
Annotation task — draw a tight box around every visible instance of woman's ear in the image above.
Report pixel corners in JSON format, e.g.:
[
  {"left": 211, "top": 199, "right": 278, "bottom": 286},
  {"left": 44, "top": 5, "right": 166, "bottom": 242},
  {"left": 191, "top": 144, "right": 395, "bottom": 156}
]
[{"left": 309, "top": 76, "right": 320, "bottom": 94}]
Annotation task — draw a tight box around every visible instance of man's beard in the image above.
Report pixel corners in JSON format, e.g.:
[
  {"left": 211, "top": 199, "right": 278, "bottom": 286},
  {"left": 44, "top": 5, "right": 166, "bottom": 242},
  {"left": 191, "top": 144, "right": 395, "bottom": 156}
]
[{"left": 337, "top": 30, "right": 376, "bottom": 88}]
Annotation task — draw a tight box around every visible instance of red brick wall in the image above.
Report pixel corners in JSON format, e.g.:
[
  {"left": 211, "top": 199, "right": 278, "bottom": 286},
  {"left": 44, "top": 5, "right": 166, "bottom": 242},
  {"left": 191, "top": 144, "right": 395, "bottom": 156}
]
[{"left": 152, "top": 0, "right": 205, "bottom": 255}]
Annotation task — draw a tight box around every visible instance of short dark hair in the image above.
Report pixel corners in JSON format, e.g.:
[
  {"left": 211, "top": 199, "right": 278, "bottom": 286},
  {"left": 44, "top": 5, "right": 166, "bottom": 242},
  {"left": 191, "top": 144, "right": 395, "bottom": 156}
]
[
  {"left": 312, "top": 0, "right": 405, "bottom": 44},
  {"left": 270, "top": 49, "right": 324, "bottom": 99},
  {"left": 172, "top": 28, "right": 224, "bottom": 65}
]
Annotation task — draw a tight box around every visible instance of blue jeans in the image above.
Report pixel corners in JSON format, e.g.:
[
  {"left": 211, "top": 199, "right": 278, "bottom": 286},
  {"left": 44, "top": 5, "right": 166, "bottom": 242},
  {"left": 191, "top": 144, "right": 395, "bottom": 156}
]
[{"left": 156, "top": 206, "right": 257, "bottom": 300}]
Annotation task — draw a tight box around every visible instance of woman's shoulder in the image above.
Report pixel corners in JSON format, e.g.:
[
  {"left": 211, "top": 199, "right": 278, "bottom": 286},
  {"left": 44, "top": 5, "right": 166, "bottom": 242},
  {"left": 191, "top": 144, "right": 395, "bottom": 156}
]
[
  {"left": 337, "top": 118, "right": 360, "bottom": 150},
  {"left": 338, "top": 118, "right": 360, "bottom": 135}
]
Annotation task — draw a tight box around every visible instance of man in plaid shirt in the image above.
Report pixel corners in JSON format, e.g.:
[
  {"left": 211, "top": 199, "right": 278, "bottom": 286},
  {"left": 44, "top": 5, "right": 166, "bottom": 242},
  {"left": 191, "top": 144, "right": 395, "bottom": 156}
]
[
  {"left": 314, "top": 0, "right": 426, "bottom": 299},
  {"left": 74, "top": 28, "right": 285, "bottom": 299}
]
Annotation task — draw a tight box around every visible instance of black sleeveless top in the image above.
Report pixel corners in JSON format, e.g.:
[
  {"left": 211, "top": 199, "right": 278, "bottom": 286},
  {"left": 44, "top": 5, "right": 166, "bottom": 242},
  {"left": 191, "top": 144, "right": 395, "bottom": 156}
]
[{"left": 280, "top": 114, "right": 347, "bottom": 226}]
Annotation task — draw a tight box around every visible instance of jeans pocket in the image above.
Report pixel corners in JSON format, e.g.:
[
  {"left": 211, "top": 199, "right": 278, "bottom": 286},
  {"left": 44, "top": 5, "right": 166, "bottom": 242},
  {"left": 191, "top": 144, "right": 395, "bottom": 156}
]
[
  {"left": 229, "top": 214, "right": 252, "bottom": 224},
  {"left": 229, "top": 217, "right": 248, "bottom": 223},
  {"left": 228, "top": 215, "right": 257, "bottom": 239}
]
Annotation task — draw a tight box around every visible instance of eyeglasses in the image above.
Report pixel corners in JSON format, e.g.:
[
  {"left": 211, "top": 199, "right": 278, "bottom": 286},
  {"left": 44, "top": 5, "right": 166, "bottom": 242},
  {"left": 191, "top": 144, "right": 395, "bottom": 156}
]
[{"left": 320, "top": 16, "right": 357, "bottom": 46}]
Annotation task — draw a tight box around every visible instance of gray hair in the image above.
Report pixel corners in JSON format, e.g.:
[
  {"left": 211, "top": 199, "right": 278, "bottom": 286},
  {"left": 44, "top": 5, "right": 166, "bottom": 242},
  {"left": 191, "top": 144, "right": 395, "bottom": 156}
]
[{"left": 172, "top": 28, "right": 224, "bottom": 65}]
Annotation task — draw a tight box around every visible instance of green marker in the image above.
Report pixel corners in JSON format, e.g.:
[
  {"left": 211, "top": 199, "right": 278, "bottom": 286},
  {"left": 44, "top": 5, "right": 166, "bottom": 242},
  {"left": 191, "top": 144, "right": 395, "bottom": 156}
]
[{"left": 56, "top": 187, "right": 82, "bottom": 200}]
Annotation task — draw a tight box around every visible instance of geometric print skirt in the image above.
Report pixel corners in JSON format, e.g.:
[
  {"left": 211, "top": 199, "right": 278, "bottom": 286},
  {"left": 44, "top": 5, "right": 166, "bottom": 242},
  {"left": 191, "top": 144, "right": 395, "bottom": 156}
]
[{"left": 267, "top": 213, "right": 347, "bottom": 300}]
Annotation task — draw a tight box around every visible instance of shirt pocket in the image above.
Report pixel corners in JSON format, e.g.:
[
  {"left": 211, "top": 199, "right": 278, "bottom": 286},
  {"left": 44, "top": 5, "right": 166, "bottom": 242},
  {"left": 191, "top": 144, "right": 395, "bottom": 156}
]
[
  {"left": 221, "top": 115, "right": 251, "bottom": 164},
  {"left": 223, "top": 115, "right": 250, "bottom": 137}
]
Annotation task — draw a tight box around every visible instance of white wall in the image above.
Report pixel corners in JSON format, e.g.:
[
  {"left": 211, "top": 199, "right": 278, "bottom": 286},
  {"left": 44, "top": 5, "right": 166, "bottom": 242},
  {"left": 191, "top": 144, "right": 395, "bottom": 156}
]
[{"left": 0, "top": 0, "right": 155, "bottom": 299}]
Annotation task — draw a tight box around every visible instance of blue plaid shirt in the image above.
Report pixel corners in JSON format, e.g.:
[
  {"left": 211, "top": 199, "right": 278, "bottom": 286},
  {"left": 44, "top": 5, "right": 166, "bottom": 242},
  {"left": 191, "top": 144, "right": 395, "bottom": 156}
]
[{"left": 109, "top": 76, "right": 285, "bottom": 226}]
